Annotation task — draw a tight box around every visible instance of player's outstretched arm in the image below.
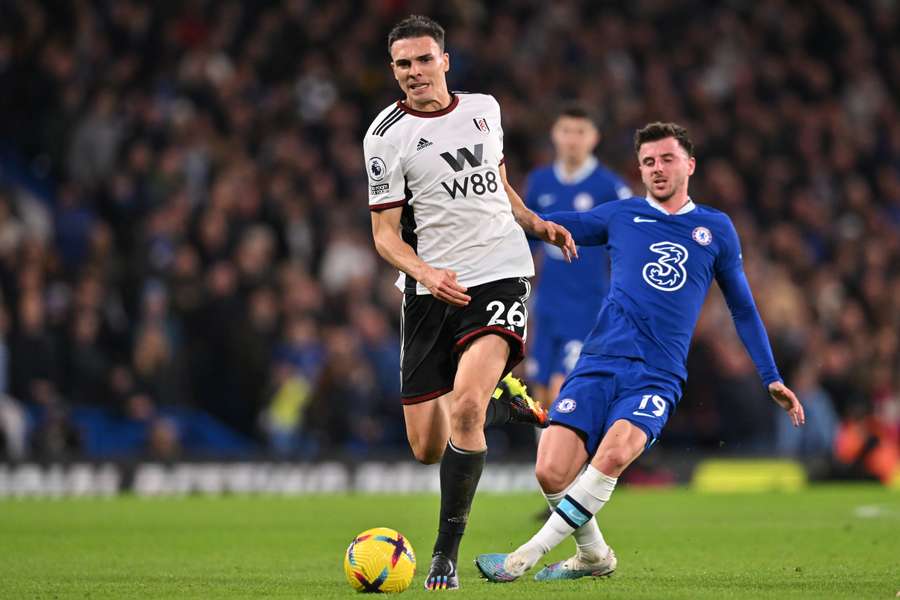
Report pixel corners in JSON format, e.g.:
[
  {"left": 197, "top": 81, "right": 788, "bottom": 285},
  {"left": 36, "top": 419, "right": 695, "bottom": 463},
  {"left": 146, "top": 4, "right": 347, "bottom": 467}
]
[
  {"left": 768, "top": 381, "right": 805, "bottom": 427},
  {"left": 498, "top": 164, "right": 578, "bottom": 262},
  {"left": 716, "top": 265, "right": 805, "bottom": 427},
  {"left": 371, "top": 207, "right": 471, "bottom": 306}
]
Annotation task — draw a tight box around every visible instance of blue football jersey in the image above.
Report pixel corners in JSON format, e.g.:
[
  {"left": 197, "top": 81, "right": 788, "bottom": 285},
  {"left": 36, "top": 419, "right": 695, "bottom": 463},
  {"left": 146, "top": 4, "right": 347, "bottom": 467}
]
[
  {"left": 525, "top": 157, "right": 631, "bottom": 330},
  {"left": 547, "top": 197, "right": 781, "bottom": 386}
]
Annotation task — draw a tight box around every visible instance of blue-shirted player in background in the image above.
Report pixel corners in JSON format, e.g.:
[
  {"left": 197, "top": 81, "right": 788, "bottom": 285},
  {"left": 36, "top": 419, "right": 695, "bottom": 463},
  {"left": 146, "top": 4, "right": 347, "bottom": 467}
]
[
  {"left": 476, "top": 122, "right": 805, "bottom": 583},
  {"left": 523, "top": 104, "right": 632, "bottom": 411}
]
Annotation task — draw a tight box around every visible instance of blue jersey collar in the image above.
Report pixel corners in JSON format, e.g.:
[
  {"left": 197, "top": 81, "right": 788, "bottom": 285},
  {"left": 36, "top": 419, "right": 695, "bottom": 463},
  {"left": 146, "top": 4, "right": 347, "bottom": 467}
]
[
  {"left": 553, "top": 156, "right": 598, "bottom": 185},
  {"left": 645, "top": 195, "right": 696, "bottom": 215}
]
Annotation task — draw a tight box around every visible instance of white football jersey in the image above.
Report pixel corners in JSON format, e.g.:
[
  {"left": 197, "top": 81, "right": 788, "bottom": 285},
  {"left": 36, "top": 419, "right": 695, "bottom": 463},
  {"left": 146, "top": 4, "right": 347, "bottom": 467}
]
[{"left": 364, "top": 93, "right": 534, "bottom": 295}]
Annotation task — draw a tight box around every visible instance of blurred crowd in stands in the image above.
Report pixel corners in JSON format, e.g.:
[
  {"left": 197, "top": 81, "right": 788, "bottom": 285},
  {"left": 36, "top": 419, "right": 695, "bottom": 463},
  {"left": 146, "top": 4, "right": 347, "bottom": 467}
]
[{"left": 0, "top": 1, "right": 897, "bottom": 479}]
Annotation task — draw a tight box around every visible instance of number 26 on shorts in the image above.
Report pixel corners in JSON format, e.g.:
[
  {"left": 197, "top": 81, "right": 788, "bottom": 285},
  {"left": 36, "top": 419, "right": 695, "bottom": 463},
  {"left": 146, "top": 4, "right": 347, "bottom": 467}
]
[{"left": 485, "top": 300, "right": 526, "bottom": 328}]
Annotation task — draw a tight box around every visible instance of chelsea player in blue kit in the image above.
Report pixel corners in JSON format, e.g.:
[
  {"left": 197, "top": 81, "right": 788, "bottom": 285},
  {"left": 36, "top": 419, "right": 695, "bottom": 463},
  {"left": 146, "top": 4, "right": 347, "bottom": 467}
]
[
  {"left": 476, "top": 122, "right": 805, "bottom": 583},
  {"left": 524, "top": 104, "right": 632, "bottom": 410}
]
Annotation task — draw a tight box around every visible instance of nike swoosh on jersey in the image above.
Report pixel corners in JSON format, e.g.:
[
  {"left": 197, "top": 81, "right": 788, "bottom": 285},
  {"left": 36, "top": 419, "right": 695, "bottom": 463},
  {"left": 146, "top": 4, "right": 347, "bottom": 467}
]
[{"left": 633, "top": 216, "right": 657, "bottom": 223}]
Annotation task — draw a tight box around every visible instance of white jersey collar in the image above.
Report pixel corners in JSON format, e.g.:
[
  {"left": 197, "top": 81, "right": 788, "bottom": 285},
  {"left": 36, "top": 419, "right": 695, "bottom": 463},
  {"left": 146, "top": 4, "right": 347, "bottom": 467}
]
[
  {"left": 645, "top": 195, "right": 696, "bottom": 215},
  {"left": 553, "top": 156, "right": 598, "bottom": 185}
]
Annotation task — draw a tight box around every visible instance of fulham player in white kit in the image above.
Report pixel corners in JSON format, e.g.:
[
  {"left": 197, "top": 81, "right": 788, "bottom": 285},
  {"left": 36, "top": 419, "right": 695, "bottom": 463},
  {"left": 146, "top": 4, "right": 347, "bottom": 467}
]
[{"left": 365, "top": 15, "right": 577, "bottom": 590}]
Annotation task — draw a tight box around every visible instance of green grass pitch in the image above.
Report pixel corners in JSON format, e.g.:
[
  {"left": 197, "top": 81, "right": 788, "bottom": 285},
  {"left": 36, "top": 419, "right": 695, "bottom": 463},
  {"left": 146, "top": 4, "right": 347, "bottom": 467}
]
[{"left": 1, "top": 485, "right": 898, "bottom": 599}]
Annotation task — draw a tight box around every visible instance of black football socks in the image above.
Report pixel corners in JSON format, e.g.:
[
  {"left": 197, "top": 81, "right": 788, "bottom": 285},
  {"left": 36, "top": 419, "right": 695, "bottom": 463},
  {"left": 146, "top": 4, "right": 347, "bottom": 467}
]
[{"left": 432, "top": 440, "right": 486, "bottom": 564}]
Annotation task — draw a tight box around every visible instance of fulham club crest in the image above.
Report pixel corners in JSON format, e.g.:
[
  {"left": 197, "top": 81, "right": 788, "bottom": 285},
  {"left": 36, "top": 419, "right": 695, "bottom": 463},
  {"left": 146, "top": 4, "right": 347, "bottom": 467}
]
[{"left": 473, "top": 117, "right": 490, "bottom": 133}]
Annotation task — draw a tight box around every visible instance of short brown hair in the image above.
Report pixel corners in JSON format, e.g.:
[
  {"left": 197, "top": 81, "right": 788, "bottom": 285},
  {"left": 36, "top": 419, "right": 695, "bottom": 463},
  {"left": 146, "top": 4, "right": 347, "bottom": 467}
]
[
  {"left": 556, "top": 102, "right": 597, "bottom": 125},
  {"left": 634, "top": 122, "right": 694, "bottom": 157},
  {"left": 388, "top": 15, "right": 445, "bottom": 54}
]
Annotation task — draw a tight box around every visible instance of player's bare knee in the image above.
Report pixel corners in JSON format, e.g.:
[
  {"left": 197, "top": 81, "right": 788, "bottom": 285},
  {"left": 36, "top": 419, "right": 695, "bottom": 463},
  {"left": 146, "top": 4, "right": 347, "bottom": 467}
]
[
  {"left": 449, "top": 392, "right": 485, "bottom": 435},
  {"left": 534, "top": 458, "right": 570, "bottom": 494},
  {"left": 596, "top": 445, "right": 636, "bottom": 476},
  {"left": 449, "top": 406, "right": 483, "bottom": 436}
]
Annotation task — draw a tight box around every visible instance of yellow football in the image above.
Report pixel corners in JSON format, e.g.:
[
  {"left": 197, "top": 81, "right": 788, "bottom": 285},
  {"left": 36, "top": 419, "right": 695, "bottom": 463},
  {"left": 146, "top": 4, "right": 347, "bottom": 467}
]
[{"left": 344, "top": 527, "right": 416, "bottom": 593}]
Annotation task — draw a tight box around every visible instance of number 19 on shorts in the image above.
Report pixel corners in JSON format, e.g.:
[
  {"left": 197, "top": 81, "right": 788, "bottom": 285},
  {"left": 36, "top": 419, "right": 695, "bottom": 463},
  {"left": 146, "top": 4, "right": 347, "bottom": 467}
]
[{"left": 632, "top": 394, "right": 666, "bottom": 418}]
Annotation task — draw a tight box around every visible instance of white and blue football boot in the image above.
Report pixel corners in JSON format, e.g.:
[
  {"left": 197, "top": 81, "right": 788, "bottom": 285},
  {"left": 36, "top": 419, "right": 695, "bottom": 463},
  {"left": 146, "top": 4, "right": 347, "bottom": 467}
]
[
  {"left": 534, "top": 548, "right": 617, "bottom": 582},
  {"left": 474, "top": 553, "right": 523, "bottom": 583}
]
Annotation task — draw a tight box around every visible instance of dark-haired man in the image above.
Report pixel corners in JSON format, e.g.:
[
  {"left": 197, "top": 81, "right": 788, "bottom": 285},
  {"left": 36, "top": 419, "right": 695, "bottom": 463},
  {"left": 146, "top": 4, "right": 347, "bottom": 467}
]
[
  {"left": 476, "top": 122, "right": 804, "bottom": 583},
  {"left": 364, "top": 15, "right": 576, "bottom": 590},
  {"left": 524, "top": 104, "right": 632, "bottom": 412}
]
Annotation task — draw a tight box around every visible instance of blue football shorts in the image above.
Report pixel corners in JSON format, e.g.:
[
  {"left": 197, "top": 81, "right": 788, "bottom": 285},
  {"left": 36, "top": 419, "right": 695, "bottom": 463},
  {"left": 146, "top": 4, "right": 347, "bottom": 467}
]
[
  {"left": 548, "top": 353, "right": 683, "bottom": 455},
  {"left": 526, "top": 314, "right": 591, "bottom": 386}
]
